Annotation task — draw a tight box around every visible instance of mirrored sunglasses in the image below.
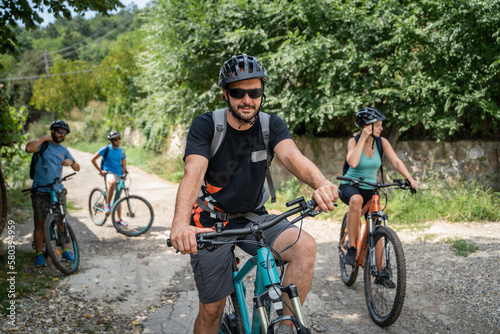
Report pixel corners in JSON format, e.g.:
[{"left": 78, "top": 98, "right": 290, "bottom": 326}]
[
  {"left": 228, "top": 88, "right": 264, "bottom": 99},
  {"left": 56, "top": 129, "right": 68, "bottom": 136}
]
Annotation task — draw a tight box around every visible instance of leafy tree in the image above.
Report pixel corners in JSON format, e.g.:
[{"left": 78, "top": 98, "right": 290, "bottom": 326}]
[
  {"left": 137, "top": 0, "right": 500, "bottom": 150},
  {"left": 95, "top": 37, "right": 140, "bottom": 129},
  {"left": 0, "top": 0, "right": 124, "bottom": 55},
  {"left": 30, "top": 58, "right": 96, "bottom": 117},
  {"left": 0, "top": 85, "right": 28, "bottom": 247}
]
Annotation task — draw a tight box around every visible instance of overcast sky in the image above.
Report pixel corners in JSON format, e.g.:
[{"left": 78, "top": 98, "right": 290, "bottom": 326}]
[{"left": 34, "top": 0, "right": 152, "bottom": 26}]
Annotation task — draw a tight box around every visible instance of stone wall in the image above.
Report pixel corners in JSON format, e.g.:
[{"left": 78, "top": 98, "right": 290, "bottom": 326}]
[
  {"left": 161, "top": 126, "right": 500, "bottom": 191},
  {"left": 270, "top": 137, "right": 500, "bottom": 191}
]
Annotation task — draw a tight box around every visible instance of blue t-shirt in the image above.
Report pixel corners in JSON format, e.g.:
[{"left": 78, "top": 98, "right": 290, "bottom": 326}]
[
  {"left": 98, "top": 145, "right": 126, "bottom": 176},
  {"left": 32, "top": 142, "right": 74, "bottom": 192},
  {"left": 343, "top": 141, "right": 382, "bottom": 190}
]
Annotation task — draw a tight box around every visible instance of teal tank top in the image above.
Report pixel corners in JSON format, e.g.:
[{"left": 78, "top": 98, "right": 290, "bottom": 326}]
[{"left": 343, "top": 141, "right": 382, "bottom": 189}]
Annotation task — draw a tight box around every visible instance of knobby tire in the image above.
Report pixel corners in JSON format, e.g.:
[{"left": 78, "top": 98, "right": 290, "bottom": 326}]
[
  {"left": 339, "top": 213, "right": 359, "bottom": 286},
  {"left": 43, "top": 213, "right": 80, "bottom": 275},
  {"left": 219, "top": 292, "right": 244, "bottom": 334},
  {"left": 111, "top": 195, "right": 154, "bottom": 236},
  {"left": 364, "top": 226, "right": 406, "bottom": 327},
  {"left": 89, "top": 188, "right": 108, "bottom": 226}
]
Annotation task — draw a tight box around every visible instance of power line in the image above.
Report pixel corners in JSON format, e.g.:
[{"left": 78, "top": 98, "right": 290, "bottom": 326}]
[{"left": 0, "top": 70, "right": 94, "bottom": 82}]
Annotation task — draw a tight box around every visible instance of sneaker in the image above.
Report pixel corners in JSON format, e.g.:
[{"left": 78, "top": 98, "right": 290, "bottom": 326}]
[
  {"left": 276, "top": 324, "right": 294, "bottom": 334},
  {"left": 116, "top": 219, "right": 128, "bottom": 227},
  {"left": 62, "top": 250, "right": 75, "bottom": 262},
  {"left": 344, "top": 246, "right": 357, "bottom": 266},
  {"left": 35, "top": 253, "right": 47, "bottom": 267},
  {"left": 375, "top": 276, "right": 396, "bottom": 289},
  {"left": 104, "top": 204, "right": 111, "bottom": 216}
]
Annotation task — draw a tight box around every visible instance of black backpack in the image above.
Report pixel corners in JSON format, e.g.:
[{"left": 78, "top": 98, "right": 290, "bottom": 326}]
[
  {"left": 29, "top": 141, "right": 50, "bottom": 179},
  {"left": 342, "top": 135, "right": 384, "bottom": 182}
]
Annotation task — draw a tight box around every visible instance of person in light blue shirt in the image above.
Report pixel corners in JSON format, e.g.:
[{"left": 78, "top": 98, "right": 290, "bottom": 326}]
[
  {"left": 339, "top": 108, "right": 418, "bottom": 268},
  {"left": 91, "top": 131, "right": 127, "bottom": 227},
  {"left": 25, "top": 120, "right": 80, "bottom": 267}
]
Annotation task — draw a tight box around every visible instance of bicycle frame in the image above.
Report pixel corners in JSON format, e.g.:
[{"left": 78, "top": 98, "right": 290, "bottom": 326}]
[{"left": 231, "top": 244, "right": 307, "bottom": 334}]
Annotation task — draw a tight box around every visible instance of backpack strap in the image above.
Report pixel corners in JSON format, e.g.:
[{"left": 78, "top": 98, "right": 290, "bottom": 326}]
[
  {"left": 258, "top": 112, "right": 276, "bottom": 203},
  {"left": 39, "top": 141, "right": 50, "bottom": 169},
  {"left": 210, "top": 109, "right": 227, "bottom": 158},
  {"left": 375, "top": 136, "right": 384, "bottom": 183},
  {"left": 100, "top": 145, "right": 110, "bottom": 170}
]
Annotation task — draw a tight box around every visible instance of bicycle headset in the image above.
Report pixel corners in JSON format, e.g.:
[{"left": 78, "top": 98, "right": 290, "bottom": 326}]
[{"left": 218, "top": 54, "right": 268, "bottom": 125}]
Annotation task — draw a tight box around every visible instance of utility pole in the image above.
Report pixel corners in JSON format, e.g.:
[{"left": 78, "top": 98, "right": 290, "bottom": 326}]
[{"left": 44, "top": 49, "right": 54, "bottom": 122}]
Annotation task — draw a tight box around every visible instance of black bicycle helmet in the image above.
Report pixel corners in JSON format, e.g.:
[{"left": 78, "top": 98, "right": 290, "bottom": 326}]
[
  {"left": 218, "top": 54, "right": 268, "bottom": 88},
  {"left": 50, "top": 120, "right": 70, "bottom": 133},
  {"left": 107, "top": 131, "right": 121, "bottom": 141},
  {"left": 355, "top": 108, "right": 387, "bottom": 127}
]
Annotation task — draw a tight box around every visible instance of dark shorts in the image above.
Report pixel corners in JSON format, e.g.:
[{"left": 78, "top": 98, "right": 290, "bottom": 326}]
[
  {"left": 339, "top": 183, "right": 373, "bottom": 207},
  {"left": 190, "top": 215, "right": 296, "bottom": 304},
  {"left": 31, "top": 189, "right": 67, "bottom": 221}
]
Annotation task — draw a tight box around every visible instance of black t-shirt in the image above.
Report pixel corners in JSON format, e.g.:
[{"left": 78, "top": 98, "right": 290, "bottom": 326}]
[{"left": 184, "top": 110, "right": 292, "bottom": 226}]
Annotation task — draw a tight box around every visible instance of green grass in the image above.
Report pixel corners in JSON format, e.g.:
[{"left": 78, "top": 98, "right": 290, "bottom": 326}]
[
  {"left": 384, "top": 178, "right": 500, "bottom": 227},
  {"left": 0, "top": 250, "right": 60, "bottom": 315},
  {"left": 444, "top": 237, "right": 480, "bottom": 257}
]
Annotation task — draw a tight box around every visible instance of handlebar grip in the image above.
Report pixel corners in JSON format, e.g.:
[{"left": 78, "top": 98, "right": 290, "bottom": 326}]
[{"left": 166, "top": 238, "right": 173, "bottom": 247}]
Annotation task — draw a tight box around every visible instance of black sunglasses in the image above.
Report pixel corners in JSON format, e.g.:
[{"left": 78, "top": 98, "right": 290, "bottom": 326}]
[
  {"left": 56, "top": 129, "right": 68, "bottom": 136},
  {"left": 228, "top": 88, "right": 264, "bottom": 99},
  {"left": 112, "top": 138, "right": 121, "bottom": 142}
]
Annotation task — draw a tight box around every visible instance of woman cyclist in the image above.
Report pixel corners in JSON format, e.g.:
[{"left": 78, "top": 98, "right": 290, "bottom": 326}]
[{"left": 340, "top": 108, "right": 418, "bottom": 267}]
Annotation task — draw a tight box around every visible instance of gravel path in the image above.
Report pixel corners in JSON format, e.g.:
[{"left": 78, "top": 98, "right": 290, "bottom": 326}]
[{"left": 1, "top": 149, "right": 499, "bottom": 333}]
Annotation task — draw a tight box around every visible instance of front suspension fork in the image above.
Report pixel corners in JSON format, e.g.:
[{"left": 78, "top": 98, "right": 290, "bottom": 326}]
[{"left": 254, "top": 284, "right": 310, "bottom": 334}]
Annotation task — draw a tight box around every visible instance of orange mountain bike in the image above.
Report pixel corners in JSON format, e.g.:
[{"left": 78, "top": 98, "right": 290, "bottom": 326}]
[{"left": 336, "top": 176, "right": 415, "bottom": 327}]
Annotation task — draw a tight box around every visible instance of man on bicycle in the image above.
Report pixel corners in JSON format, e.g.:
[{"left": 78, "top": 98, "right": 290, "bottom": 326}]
[
  {"left": 170, "top": 54, "right": 339, "bottom": 334},
  {"left": 26, "top": 120, "right": 80, "bottom": 267},
  {"left": 91, "top": 131, "right": 128, "bottom": 226}
]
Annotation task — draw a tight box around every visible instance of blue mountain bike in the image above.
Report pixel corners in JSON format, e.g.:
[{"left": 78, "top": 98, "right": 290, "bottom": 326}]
[
  {"left": 23, "top": 173, "right": 80, "bottom": 275},
  {"left": 88, "top": 172, "right": 154, "bottom": 237},
  {"left": 169, "top": 196, "right": 323, "bottom": 333}
]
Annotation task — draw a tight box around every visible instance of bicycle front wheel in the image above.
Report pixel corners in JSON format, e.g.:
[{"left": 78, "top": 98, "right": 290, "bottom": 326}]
[
  {"left": 339, "top": 213, "right": 359, "bottom": 286},
  {"left": 43, "top": 213, "right": 80, "bottom": 275},
  {"left": 219, "top": 292, "right": 244, "bottom": 334},
  {"left": 111, "top": 195, "right": 154, "bottom": 236},
  {"left": 364, "top": 226, "right": 406, "bottom": 327},
  {"left": 89, "top": 188, "right": 108, "bottom": 226}
]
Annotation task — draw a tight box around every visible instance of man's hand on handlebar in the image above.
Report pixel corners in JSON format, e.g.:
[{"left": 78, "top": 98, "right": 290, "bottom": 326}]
[
  {"left": 312, "top": 182, "right": 339, "bottom": 213},
  {"left": 169, "top": 224, "right": 213, "bottom": 255}
]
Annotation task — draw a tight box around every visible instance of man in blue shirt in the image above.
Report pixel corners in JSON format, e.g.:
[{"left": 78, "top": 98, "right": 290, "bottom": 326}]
[
  {"left": 26, "top": 120, "right": 80, "bottom": 267},
  {"left": 91, "top": 131, "right": 127, "bottom": 226}
]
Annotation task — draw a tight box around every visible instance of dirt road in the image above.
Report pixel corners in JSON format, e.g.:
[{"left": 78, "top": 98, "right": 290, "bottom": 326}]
[{"left": 2, "top": 148, "right": 499, "bottom": 333}]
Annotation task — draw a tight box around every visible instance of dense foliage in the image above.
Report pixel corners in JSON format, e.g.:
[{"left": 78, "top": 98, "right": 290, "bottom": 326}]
[
  {"left": 137, "top": 0, "right": 500, "bottom": 149},
  {"left": 1, "top": 0, "right": 500, "bottom": 153}
]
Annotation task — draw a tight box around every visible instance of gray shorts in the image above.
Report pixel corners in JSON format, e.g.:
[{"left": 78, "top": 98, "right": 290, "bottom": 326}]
[
  {"left": 105, "top": 171, "right": 121, "bottom": 184},
  {"left": 190, "top": 215, "right": 296, "bottom": 304},
  {"left": 31, "top": 189, "right": 67, "bottom": 221}
]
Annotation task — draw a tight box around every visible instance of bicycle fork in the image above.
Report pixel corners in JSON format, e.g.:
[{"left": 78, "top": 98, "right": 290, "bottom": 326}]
[{"left": 252, "top": 247, "right": 310, "bottom": 334}]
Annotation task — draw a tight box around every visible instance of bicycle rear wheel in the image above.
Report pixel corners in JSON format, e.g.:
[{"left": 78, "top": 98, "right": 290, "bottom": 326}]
[
  {"left": 219, "top": 292, "right": 244, "bottom": 334},
  {"left": 339, "top": 213, "right": 359, "bottom": 286},
  {"left": 89, "top": 188, "right": 108, "bottom": 226},
  {"left": 111, "top": 195, "right": 154, "bottom": 236},
  {"left": 364, "top": 226, "right": 406, "bottom": 327},
  {"left": 43, "top": 213, "right": 80, "bottom": 275}
]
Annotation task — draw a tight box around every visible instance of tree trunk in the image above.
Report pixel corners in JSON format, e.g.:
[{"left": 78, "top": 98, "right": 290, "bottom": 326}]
[{"left": 0, "top": 150, "right": 7, "bottom": 255}]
